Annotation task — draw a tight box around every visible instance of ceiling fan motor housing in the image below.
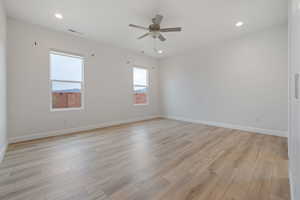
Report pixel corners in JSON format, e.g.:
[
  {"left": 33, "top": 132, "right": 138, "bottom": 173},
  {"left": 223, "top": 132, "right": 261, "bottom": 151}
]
[{"left": 149, "top": 24, "right": 160, "bottom": 32}]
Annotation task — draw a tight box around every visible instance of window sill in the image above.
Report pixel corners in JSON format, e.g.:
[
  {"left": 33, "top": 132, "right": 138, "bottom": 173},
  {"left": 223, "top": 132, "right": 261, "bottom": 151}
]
[
  {"left": 50, "top": 107, "right": 84, "bottom": 112},
  {"left": 134, "top": 104, "right": 149, "bottom": 106}
]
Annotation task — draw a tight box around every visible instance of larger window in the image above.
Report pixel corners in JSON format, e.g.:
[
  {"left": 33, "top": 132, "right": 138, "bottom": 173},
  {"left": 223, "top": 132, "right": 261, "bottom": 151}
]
[
  {"left": 133, "top": 67, "right": 149, "bottom": 105},
  {"left": 50, "top": 51, "right": 84, "bottom": 110}
]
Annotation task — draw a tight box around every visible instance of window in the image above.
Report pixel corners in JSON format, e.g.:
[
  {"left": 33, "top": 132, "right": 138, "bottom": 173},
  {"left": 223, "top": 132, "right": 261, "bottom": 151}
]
[
  {"left": 50, "top": 51, "right": 84, "bottom": 110},
  {"left": 133, "top": 67, "right": 149, "bottom": 105}
]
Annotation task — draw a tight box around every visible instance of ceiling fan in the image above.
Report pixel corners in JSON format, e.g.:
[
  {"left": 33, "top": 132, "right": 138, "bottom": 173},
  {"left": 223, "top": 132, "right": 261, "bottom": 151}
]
[{"left": 129, "top": 14, "right": 182, "bottom": 42}]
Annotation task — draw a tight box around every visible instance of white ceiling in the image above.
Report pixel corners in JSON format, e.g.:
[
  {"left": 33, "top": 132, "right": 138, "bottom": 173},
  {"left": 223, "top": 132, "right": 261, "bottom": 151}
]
[{"left": 4, "top": 0, "right": 287, "bottom": 58}]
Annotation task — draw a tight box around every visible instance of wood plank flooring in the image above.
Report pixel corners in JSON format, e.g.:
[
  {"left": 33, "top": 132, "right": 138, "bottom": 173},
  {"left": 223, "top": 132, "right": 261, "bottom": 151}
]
[{"left": 0, "top": 119, "right": 290, "bottom": 200}]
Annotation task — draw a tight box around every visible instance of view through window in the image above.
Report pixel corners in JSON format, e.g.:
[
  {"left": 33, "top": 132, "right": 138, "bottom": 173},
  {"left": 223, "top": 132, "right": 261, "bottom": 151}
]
[
  {"left": 50, "top": 51, "right": 84, "bottom": 110},
  {"left": 133, "top": 67, "right": 148, "bottom": 105}
]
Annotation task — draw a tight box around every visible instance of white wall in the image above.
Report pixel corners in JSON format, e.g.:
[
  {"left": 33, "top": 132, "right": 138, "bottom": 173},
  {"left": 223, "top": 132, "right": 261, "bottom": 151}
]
[
  {"left": 7, "top": 18, "right": 160, "bottom": 142},
  {"left": 0, "top": 0, "right": 7, "bottom": 161},
  {"left": 159, "top": 24, "right": 288, "bottom": 137}
]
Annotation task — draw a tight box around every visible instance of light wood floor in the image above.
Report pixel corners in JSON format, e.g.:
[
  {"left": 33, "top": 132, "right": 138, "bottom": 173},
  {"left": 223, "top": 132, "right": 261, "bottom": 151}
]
[{"left": 0, "top": 119, "right": 290, "bottom": 200}]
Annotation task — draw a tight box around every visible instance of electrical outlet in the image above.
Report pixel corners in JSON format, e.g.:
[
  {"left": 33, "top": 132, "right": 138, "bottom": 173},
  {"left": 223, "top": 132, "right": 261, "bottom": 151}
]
[
  {"left": 63, "top": 120, "right": 67, "bottom": 128},
  {"left": 255, "top": 117, "right": 262, "bottom": 123}
]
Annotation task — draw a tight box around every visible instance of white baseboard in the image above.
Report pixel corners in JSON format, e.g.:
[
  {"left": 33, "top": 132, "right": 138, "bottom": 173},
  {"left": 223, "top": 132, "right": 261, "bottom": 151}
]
[
  {"left": 8, "top": 115, "right": 287, "bottom": 144},
  {"left": 290, "top": 170, "right": 295, "bottom": 200},
  {"left": 0, "top": 142, "right": 7, "bottom": 163},
  {"left": 8, "top": 115, "right": 161, "bottom": 144},
  {"left": 163, "top": 116, "right": 287, "bottom": 137}
]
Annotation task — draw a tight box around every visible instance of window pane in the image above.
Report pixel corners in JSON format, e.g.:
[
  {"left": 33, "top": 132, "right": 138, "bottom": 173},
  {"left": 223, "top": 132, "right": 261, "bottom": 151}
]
[
  {"left": 50, "top": 53, "right": 83, "bottom": 81},
  {"left": 134, "top": 86, "right": 147, "bottom": 93},
  {"left": 133, "top": 67, "right": 147, "bottom": 86},
  {"left": 52, "top": 81, "right": 81, "bottom": 92},
  {"left": 134, "top": 86, "right": 147, "bottom": 105},
  {"left": 52, "top": 81, "right": 82, "bottom": 109}
]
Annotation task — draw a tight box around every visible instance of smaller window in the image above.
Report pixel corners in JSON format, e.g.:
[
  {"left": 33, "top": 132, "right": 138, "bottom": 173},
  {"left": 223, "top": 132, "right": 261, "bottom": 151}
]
[
  {"left": 50, "top": 51, "right": 84, "bottom": 110},
  {"left": 133, "top": 67, "right": 149, "bottom": 105}
]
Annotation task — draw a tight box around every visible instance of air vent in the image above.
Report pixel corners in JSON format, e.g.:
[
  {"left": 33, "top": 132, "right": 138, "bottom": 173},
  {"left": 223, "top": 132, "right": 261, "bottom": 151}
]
[{"left": 68, "top": 29, "right": 83, "bottom": 35}]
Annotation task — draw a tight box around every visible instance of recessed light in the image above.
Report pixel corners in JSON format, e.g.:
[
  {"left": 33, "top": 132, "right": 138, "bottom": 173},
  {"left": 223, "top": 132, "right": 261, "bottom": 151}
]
[
  {"left": 55, "top": 13, "right": 63, "bottom": 19},
  {"left": 235, "top": 21, "right": 244, "bottom": 27},
  {"left": 157, "top": 50, "right": 163, "bottom": 54}
]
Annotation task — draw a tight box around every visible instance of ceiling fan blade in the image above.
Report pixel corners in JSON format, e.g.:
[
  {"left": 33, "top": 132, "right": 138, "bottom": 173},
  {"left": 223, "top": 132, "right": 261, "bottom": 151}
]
[
  {"left": 160, "top": 27, "right": 182, "bottom": 32},
  {"left": 152, "top": 14, "right": 163, "bottom": 25},
  {"left": 158, "top": 34, "right": 166, "bottom": 42},
  {"left": 138, "top": 32, "right": 150, "bottom": 39},
  {"left": 129, "top": 24, "right": 149, "bottom": 30}
]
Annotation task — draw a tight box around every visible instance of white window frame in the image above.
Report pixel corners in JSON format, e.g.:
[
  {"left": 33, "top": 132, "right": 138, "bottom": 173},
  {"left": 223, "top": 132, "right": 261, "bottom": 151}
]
[
  {"left": 133, "top": 66, "right": 149, "bottom": 106},
  {"left": 49, "top": 50, "right": 85, "bottom": 112}
]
